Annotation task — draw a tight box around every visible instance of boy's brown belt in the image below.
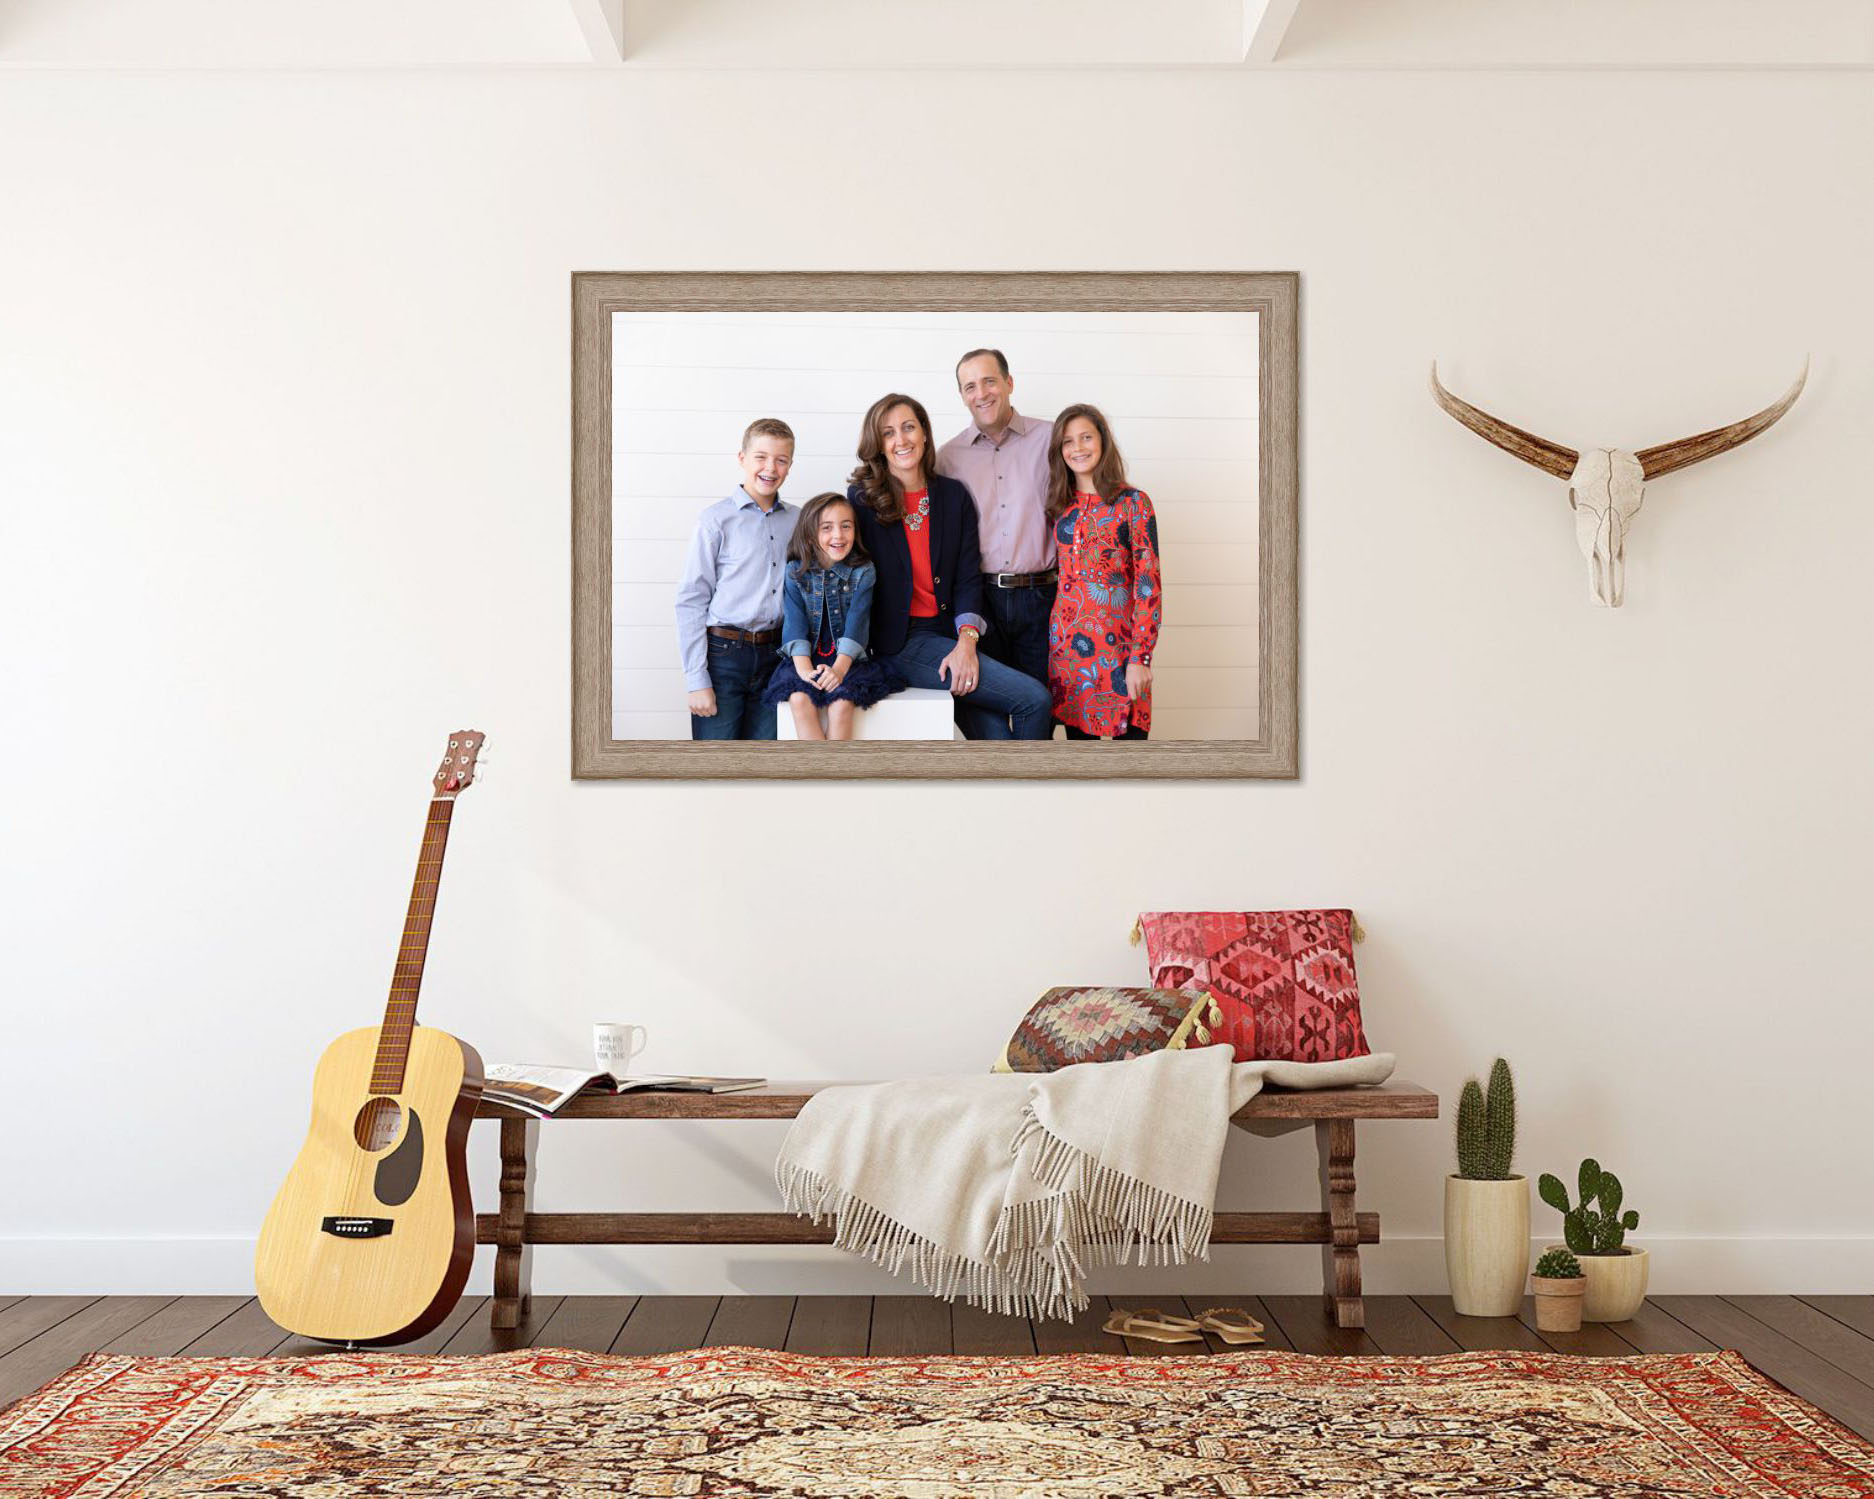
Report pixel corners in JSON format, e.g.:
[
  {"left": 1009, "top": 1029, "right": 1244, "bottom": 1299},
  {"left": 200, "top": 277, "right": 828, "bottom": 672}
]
[
  {"left": 989, "top": 568, "right": 1058, "bottom": 588},
  {"left": 708, "top": 625, "right": 781, "bottom": 645}
]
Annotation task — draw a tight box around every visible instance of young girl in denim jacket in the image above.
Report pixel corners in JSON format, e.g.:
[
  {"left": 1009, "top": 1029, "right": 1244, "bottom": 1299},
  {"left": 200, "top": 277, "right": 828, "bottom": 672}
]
[{"left": 759, "top": 492, "right": 904, "bottom": 739}]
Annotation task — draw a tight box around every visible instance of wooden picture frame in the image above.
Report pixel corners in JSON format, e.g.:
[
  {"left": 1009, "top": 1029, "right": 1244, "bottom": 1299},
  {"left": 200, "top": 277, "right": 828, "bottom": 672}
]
[{"left": 572, "top": 271, "right": 1298, "bottom": 779}]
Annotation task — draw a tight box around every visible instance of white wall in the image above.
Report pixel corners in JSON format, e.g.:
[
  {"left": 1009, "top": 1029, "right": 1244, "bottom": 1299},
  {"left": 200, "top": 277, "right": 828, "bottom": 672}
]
[
  {"left": 611, "top": 310, "right": 1260, "bottom": 739},
  {"left": 2, "top": 66, "right": 1870, "bottom": 1297}
]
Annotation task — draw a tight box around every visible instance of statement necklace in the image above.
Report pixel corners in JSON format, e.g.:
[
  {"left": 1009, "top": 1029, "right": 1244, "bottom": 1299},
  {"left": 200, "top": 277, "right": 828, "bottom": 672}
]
[{"left": 903, "top": 488, "right": 931, "bottom": 532}]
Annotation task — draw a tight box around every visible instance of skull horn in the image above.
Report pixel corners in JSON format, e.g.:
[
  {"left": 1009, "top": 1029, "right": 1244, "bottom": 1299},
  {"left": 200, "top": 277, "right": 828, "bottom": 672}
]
[
  {"left": 1633, "top": 360, "right": 1809, "bottom": 480},
  {"left": 1429, "top": 363, "right": 1579, "bottom": 480}
]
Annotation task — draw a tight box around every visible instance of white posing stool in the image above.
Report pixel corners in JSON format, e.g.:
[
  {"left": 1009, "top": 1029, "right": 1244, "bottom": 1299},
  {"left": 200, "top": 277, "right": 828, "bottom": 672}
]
[{"left": 776, "top": 686, "right": 963, "bottom": 741}]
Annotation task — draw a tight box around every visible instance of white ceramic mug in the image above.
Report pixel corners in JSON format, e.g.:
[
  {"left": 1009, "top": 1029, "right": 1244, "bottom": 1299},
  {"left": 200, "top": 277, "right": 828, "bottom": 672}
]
[{"left": 593, "top": 1022, "right": 648, "bottom": 1076}]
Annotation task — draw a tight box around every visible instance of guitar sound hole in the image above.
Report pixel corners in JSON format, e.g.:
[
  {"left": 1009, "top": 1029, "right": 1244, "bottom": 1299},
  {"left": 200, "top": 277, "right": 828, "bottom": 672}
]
[{"left": 353, "top": 1097, "right": 403, "bottom": 1152}]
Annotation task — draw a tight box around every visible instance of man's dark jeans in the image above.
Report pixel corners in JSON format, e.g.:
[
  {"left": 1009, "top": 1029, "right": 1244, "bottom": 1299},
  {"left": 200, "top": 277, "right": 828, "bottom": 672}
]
[
  {"left": 691, "top": 636, "right": 779, "bottom": 740},
  {"left": 957, "top": 580, "right": 1055, "bottom": 740}
]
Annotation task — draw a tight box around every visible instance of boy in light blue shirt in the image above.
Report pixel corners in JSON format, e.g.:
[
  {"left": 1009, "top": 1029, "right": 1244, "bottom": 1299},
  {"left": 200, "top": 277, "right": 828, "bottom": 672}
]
[{"left": 674, "top": 418, "right": 798, "bottom": 740}]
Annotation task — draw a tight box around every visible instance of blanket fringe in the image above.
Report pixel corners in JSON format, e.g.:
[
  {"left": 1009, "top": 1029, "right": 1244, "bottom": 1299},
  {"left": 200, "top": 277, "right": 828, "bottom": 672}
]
[
  {"left": 774, "top": 1112, "right": 1214, "bottom": 1324},
  {"left": 995, "top": 1110, "right": 1214, "bottom": 1270},
  {"left": 774, "top": 1158, "right": 1089, "bottom": 1322}
]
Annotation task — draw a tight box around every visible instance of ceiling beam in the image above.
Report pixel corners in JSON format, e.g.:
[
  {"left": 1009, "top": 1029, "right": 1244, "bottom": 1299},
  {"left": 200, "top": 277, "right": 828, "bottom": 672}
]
[
  {"left": 1243, "top": 0, "right": 1306, "bottom": 64},
  {"left": 567, "top": 0, "right": 626, "bottom": 63}
]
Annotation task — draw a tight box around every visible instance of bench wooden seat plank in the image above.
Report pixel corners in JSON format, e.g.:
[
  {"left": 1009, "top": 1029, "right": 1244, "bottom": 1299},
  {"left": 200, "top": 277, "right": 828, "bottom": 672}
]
[
  {"left": 473, "top": 1211, "right": 1381, "bottom": 1246},
  {"left": 474, "top": 1080, "right": 1436, "bottom": 1123},
  {"left": 473, "top": 1080, "right": 1436, "bottom": 1331}
]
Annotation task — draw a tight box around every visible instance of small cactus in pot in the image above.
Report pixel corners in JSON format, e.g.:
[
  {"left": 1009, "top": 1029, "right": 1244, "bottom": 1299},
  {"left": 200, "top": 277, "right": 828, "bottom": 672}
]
[
  {"left": 1534, "top": 1247, "right": 1582, "bottom": 1279},
  {"left": 1443, "top": 1059, "right": 1529, "bottom": 1316},
  {"left": 1537, "top": 1159, "right": 1648, "bottom": 1323},
  {"left": 1530, "top": 1246, "right": 1586, "bottom": 1332}
]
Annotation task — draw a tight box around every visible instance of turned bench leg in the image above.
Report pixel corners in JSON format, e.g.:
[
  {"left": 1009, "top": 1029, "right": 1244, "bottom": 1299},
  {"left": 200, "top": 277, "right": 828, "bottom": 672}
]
[
  {"left": 492, "top": 1117, "right": 536, "bottom": 1329},
  {"left": 1316, "top": 1117, "right": 1364, "bottom": 1329}
]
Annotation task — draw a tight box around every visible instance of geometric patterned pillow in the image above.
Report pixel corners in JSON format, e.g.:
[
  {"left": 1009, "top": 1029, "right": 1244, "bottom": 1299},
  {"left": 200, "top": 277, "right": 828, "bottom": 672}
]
[
  {"left": 1134, "top": 910, "right": 1371, "bottom": 1064},
  {"left": 992, "top": 987, "right": 1224, "bottom": 1073}
]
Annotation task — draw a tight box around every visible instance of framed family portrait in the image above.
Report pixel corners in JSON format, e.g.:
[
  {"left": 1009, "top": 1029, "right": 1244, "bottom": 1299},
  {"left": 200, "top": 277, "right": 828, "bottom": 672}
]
[{"left": 572, "top": 271, "right": 1298, "bottom": 779}]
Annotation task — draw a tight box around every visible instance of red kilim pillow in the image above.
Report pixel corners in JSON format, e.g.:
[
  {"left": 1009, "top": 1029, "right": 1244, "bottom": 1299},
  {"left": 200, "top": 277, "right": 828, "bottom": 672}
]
[{"left": 1134, "top": 910, "right": 1371, "bottom": 1063}]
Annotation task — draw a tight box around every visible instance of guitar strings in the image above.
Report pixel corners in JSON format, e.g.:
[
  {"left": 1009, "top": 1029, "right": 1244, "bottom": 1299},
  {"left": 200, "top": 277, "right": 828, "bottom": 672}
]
[{"left": 346, "top": 798, "right": 453, "bottom": 1211}]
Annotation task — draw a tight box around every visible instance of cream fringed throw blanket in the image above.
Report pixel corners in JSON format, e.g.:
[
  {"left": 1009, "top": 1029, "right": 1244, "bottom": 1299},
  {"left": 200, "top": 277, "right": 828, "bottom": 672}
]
[{"left": 775, "top": 1045, "right": 1396, "bottom": 1321}]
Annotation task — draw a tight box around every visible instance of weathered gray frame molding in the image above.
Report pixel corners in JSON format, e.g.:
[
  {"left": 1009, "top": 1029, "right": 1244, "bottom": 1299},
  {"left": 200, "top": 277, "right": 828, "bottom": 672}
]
[{"left": 573, "top": 271, "right": 1298, "bottom": 779}]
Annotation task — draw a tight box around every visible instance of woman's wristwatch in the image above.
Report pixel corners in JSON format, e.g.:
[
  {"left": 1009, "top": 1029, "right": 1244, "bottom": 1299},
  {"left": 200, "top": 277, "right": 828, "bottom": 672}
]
[{"left": 958, "top": 626, "right": 981, "bottom": 645}]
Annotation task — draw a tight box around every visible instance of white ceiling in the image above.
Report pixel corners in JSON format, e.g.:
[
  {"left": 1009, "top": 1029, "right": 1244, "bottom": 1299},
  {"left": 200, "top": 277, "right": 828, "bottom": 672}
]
[{"left": 1, "top": 0, "right": 1869, "bottom": 70}]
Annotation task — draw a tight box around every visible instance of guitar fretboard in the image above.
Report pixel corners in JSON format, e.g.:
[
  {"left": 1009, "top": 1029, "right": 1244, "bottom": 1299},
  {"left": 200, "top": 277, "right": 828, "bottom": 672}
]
[{"left": 369, "top": 798, "right": 455, "bottom": 1095}]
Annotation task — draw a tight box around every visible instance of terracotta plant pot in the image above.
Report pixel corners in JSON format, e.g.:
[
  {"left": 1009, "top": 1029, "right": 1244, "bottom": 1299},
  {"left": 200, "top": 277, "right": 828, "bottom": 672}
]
[
  {"left": 1531, "top": 1274, "right": 1586, "bottom": 1333},
  {"left": 1551, "top": 1245, "right": 1650, "bottom": 1323},
  {"left": 1444, "top": 1175, "right": 1529, "bottom": 1316}
]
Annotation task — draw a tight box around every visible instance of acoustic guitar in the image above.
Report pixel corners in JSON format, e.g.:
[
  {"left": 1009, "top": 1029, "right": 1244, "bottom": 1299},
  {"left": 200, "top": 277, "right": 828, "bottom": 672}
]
[{"left": 255, "top": 731, "right": 487, "bottom": 1346}]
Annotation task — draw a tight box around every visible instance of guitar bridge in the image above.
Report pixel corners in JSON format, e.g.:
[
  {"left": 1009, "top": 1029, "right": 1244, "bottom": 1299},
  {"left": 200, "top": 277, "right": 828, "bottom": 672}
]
[{"left": 321, "top": 1216, "right": 393, "bottom": 1239}]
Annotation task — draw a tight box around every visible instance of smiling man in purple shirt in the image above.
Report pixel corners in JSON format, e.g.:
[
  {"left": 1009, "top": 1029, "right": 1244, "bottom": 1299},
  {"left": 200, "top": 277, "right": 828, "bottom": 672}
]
[{"left": 934, "top": 348, "right": 1056, "bottom": 739}]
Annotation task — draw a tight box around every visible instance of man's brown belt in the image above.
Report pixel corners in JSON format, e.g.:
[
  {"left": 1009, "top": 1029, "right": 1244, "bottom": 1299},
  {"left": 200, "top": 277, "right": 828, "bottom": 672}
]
[
  {"left": 707, "top": 625, "right": 781, "bottom": 645},
  {"left": 989, "top": 569, "right": 1059, "bottom": 589}
]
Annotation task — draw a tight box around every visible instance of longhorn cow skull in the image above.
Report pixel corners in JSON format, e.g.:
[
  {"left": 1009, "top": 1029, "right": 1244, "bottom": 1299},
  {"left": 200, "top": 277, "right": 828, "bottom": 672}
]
[{"left": 1431, "top": 361, "right": 1808, "bottom": 606}]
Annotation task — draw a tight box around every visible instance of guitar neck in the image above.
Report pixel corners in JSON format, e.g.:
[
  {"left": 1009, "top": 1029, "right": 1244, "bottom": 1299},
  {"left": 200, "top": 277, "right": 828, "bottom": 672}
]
[{"left": 370, "top": 798, "right": 455, "bottom": 1095}]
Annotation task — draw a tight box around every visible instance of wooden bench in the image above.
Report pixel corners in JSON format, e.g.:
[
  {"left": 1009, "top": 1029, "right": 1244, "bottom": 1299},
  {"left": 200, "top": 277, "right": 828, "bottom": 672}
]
[{"left": 473, "top": 1080, "right": 1437, "bottom": 1331}]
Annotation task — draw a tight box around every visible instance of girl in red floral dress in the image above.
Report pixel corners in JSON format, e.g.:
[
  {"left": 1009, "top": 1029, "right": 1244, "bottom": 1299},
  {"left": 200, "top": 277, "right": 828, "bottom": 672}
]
[{"left": 1045, "top": 404, "right": 1163, "bottom": 739}]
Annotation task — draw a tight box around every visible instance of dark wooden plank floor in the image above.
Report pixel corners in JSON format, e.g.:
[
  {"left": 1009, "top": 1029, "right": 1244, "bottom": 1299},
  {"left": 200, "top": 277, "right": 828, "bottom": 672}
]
[{"left": 3, "top": 1295, "right": 1872, "bottom": 1439}]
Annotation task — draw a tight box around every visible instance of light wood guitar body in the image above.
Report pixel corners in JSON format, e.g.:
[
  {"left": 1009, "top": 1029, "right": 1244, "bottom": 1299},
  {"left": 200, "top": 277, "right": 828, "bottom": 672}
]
[
  {"left": 257, "top": 1025, "right": 483, "bottom": 1344},
  {"left": 254, "top": 730, "right": 488, "bottom": 1346}
]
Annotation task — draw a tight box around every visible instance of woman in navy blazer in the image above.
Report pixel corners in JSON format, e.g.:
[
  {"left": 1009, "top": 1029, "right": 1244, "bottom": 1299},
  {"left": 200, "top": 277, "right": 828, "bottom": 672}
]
[{"left": 848, "top": 393, "right": 1052, "bottom": 739}]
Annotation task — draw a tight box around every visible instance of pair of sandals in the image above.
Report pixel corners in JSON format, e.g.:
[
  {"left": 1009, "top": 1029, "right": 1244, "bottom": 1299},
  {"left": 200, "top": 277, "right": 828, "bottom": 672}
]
[{"left": 1100, "top": 1305, "right": 1265, "bottom": 1346}]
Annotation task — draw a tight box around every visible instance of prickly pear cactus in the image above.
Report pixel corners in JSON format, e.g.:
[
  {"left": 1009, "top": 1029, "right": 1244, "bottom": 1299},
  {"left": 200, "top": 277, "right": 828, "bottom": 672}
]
[{"left": 1538, "top": 1158, "right": 1641, "bottom": 1254}]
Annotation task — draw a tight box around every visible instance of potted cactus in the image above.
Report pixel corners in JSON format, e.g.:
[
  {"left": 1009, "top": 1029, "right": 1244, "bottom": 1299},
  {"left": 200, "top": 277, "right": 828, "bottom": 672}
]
[
  {"left": 1537, "top": 1159, "right": 1648, "bottom": 1323},
  {"left": 1530, "top": 1247, "right": 1586, "bottom": 1332},
  {"left": 1443, "top": 1058, "right": 1528, "bottom": 1316}
]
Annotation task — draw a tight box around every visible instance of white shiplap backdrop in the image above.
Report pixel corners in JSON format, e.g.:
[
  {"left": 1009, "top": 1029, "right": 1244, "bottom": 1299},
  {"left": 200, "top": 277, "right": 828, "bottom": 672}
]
[{"left": 610, "top": 310, "right": 1261, "bottom": 739}]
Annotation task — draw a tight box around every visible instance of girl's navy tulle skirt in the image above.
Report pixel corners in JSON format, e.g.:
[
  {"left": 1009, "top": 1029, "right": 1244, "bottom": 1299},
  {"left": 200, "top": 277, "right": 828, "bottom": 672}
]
[{"left": 760, "top": 654, "right": 905, "bottom": 710}]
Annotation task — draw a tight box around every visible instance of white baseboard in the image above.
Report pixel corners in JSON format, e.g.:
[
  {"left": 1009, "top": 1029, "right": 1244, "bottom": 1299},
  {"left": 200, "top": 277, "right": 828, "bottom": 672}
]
[{"left": 4, "top": 1236, "right": 1870, "bottom": 1297}]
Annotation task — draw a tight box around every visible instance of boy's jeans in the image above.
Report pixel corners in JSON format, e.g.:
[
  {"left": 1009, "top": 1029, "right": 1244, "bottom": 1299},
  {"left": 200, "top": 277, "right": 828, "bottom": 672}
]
[
  {"left": 691, "top": 636, "right": 778, "bottom": 740},
  {"left": 887, "top": 631, "right": 1053, "bottom": 741}
]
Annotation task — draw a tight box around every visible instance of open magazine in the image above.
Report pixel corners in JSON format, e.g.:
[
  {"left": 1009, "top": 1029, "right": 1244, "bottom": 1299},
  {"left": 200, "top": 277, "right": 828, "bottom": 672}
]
[{"left": 482, "top": 1063, "right": 766, "bottom": 1118}]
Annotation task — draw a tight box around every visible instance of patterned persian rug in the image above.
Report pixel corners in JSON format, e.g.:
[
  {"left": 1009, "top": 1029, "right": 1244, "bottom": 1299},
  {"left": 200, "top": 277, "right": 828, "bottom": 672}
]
[{"left": 3, "top": 1345, "right": 1871, "bottom": 1497}]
